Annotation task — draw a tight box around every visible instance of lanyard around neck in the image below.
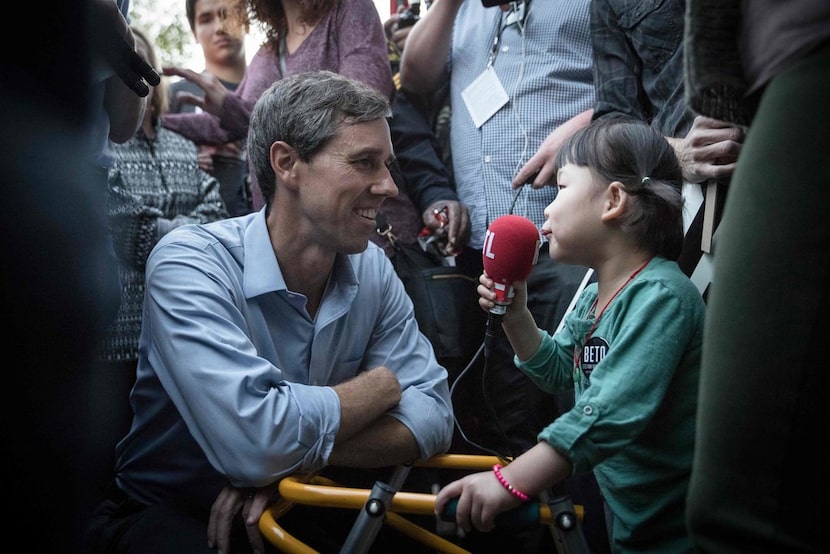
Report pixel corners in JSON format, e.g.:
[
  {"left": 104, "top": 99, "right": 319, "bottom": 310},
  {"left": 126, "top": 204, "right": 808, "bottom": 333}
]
[{"left": 486, "top": 1, "right": 529, "bottom": 68}]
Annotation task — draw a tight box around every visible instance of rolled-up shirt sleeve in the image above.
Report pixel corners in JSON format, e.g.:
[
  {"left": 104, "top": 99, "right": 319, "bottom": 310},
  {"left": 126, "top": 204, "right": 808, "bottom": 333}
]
[{"left": 363, "top": 263, "right": 454, "bottom": 458}]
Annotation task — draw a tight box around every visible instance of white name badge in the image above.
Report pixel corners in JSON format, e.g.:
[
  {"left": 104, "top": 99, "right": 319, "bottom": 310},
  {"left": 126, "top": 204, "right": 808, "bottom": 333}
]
[{"left": 461, "top": 66, "right": 509, "bottom": 128}]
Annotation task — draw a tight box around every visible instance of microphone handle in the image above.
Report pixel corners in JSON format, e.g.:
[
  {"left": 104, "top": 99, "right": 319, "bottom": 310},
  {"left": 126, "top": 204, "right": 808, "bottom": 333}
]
[{"left": 484, "top": 311, "right": 502, "bottom": 358}]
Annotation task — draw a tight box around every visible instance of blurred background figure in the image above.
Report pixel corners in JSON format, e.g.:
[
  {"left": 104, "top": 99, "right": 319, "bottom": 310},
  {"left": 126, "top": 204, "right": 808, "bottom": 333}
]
[
  {"left": 88, "top": 0, "right": 150, "bottom": 189},
  {"left": 93, "top": 24, "right": 229, "bottom": 498},
  {"left": 1, "top": 1, "right": 155, "bottom": 551},
  {"left": 684, "top": 1, "right": 830, "bottom": 552},
  {"left": 169, "top": 0, "right": 252, "bottom": 216}
]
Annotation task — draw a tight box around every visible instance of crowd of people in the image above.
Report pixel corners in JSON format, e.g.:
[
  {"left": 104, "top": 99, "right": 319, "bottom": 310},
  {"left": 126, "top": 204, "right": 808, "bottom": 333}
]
[{"left": 6, "top": 0, "right": 827, "bottom": 553}]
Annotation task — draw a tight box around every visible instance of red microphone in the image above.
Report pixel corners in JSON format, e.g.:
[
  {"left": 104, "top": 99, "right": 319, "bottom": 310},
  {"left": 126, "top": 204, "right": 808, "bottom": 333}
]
[
  {"left": 482, "top": 215, "right": 540, "bottom": 356},
  {"left": 482, "top": 214, "right": 540, "bottom": 314}
]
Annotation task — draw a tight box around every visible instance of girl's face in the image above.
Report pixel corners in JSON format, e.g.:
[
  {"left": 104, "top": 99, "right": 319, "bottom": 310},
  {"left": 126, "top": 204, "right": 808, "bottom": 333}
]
[{"left": 541, "top": 163, "right": 606, "bottom": 265}]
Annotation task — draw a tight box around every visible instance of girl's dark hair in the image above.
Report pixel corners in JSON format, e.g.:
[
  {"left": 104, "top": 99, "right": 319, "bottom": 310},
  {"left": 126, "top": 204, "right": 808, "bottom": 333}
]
[{"left": 554, "top": 117, "right": 685, "bottom": 260}]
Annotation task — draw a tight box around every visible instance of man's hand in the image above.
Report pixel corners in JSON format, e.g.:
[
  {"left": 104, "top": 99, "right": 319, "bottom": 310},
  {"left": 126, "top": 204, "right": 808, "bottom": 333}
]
[
  {"left": 421, "top": 200, "right": 470, "bottom": 256},
  {"left": 669, "top": 116, "right": 745, "bottom": 183},
  {"left": 207, "top": 483, "right": 278, "bottom": 554},
  {"left": 163, "top": 67, "right": 230, "bottom": 117},
  {"left": 197, "top": 145, "right": 217, "bottom": 172},
  {"left": 511, "top": 109, "right": 593, "bottom": 189},
  {"left": 198, "top": 142, "right": 246, "bottom": 172}
]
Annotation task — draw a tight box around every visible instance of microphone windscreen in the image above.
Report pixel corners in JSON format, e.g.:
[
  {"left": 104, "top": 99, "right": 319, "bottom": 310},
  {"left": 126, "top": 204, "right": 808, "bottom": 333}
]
[{"left": 482, "top": 214, "right": 540, "bottom": 283}]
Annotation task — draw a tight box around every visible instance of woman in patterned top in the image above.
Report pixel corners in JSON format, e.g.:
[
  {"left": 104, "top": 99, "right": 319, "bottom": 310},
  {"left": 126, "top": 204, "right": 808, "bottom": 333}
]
[{"left": 97, "top": 26, "right": 228, "bottom": 448}]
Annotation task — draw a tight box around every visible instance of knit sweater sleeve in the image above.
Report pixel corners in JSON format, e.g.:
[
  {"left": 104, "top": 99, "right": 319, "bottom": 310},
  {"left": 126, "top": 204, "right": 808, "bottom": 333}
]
[
  {"left": 684, "top": 0, "right": 757, "bottom": 125},
  {"left": 161, "top": 46, "right": 278, "bottom": 144},
  {"left": 329, "top": 0, "right": 394, "bottom": 100}
]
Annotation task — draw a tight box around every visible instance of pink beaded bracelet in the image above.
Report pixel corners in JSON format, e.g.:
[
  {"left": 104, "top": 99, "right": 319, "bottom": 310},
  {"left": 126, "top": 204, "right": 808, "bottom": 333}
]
[{"left": 492, "top": 464, "right": 529, "bottom": 502}]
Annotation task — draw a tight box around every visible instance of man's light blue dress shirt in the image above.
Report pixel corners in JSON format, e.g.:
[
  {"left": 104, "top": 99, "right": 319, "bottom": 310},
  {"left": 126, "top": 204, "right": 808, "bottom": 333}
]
[{"left": 115, "top": 210, "right": 453, "bottom": 509}]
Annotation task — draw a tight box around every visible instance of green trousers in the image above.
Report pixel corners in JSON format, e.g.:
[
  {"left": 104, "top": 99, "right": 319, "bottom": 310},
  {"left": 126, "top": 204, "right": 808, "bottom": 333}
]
[{"left": 687, "top": 42, "right": 830, "bottom": 552}]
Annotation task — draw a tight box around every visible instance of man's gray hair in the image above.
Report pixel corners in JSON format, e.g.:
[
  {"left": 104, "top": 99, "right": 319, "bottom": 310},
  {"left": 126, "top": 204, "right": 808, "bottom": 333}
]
[{"left": 248, "top": 70, "right": 392, "bottom": 208}]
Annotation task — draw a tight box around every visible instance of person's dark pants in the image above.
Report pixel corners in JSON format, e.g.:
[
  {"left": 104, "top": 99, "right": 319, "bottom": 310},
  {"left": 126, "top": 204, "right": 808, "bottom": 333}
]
[
  {"left": 686, "top": 41, "right": 830, "bottom": 553},
  {"left": 85, "top": 488, "right": 224, "bottom": 554},
  {"left": 211, "top": 155, "right": 251, "bottom": 217}
]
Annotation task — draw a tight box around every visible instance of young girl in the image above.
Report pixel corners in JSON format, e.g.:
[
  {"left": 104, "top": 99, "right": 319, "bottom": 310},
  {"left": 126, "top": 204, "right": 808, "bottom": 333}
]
[{"left": 435, "top": 118, "right": 705, "bottom": 552}]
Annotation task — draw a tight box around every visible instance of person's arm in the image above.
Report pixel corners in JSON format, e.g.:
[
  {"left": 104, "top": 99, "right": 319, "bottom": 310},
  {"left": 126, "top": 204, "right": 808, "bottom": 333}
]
[
  {"left": 399, "top": 0, "right": 462, "bottom": 94},
  {"left": 666, "top": 115, "right": 744, "bottom": 183},
  {"left": 335, "top": 0, "right": 395, "bottom": 99},
  {"left": 511, "top": 109, "right": 593, "bottom": 189},
  {"left": 92, "top": 0, "right": 147, "bottom": 143},
  {"left": 389, "top": 90, "right": 470, "bottom": 253},
  {"left": 329, "top": 414, "right": 420, "bottom": 467},
  {"left": 589, "top": 0, "right": 649, "bottom": 125},
  {"left": 208, "top": 412, "right": 420, "bottom": 554},
  {"left": 434, "top": 441, "right": 572, "bottom": 532},
  {"left": 351, "top": 254, "right": 455, "bottom": 460},
  {"left": 330, "top": 366, "right": 401, "bottom": 443},
  {"left": 161, "top": 67, "right": 231, "bottom": 119},
  {"left": 155, "top": 164, "right": 229, "bottom": 237},
  {"left": 390, "top": 91, "right": 455, "bottom": 212},
  {"left": 161, "top": 46, "right": 276, "bottom": 144}
]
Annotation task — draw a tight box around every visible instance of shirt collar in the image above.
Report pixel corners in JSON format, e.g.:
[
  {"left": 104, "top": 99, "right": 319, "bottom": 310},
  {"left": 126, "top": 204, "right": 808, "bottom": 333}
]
[
  {"left": 242, "top": 208, "right": 287, "bottom": 298},
  {"left": 241, "top": 208, "right": 361, "bottom": 300}
]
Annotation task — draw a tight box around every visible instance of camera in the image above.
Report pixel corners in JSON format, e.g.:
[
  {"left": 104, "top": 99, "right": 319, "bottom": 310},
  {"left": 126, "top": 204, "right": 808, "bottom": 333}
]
[{"left": 396, "top": 0, "right": 421, "bottom": 30}]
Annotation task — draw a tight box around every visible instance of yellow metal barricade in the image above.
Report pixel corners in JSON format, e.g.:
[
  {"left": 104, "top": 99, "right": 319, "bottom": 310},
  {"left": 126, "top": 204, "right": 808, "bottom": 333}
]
[{"left": 258, "top": 454, "right": 586, "bottom": 554}]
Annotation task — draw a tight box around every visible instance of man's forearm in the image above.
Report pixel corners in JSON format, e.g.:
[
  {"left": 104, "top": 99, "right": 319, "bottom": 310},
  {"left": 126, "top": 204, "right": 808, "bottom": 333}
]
[
  {"left": 334, "top": 366, "right": 401, "bottom": 443},
  {"left": 329, "top": 415, "right": 420, "bottom": 467},
  {"left": 399, "top": 0, "right": 461, "bottom": 94}
]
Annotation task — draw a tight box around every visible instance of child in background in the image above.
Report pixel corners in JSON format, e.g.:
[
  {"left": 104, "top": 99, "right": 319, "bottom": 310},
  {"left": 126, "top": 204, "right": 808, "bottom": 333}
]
[
  {"left": 435, "top": 117, "right": 704, "bottom": 552},
  {"left": 169, "top": 0, "right": 251, "bottom": 216}
]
